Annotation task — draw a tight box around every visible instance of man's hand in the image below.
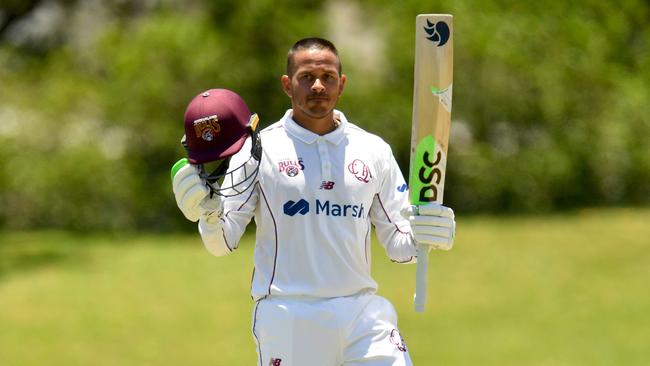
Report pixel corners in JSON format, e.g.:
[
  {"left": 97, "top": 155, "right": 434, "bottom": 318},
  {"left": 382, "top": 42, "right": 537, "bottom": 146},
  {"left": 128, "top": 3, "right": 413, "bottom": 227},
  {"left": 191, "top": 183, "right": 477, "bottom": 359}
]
[
  {"left": 171, "top": 158, "right": 222, "bottom": 222},
  {"left": 403, "top": 203, "right": 455, "bottom": 251}
]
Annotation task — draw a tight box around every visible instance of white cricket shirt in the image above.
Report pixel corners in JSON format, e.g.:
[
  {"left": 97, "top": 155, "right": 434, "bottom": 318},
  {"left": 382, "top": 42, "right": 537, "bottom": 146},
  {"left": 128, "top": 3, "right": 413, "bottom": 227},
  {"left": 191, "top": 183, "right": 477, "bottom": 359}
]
[{"left": 201, "top": 110, "right": 416, "bottom": 301}]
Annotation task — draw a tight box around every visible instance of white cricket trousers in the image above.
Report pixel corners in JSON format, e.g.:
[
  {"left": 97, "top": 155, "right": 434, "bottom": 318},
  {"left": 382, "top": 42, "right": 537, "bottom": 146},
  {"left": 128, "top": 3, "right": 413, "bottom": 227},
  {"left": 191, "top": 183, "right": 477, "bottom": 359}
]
[{"left": 251, "top": 292, "right": 413, "bottom": 366}]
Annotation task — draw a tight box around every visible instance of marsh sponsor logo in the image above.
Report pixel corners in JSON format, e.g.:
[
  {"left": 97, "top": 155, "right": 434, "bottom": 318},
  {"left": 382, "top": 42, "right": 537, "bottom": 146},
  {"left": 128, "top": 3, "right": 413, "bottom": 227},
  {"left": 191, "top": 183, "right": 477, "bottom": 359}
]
[
  {"left": 283, "top": 199, "right": 309, "bottom": 216},
  {"left": 282, "top": 199, "right": 365, "bottom": 218},
  {"left": 316, "top": 199, "right": 365, "bottom": 218}
]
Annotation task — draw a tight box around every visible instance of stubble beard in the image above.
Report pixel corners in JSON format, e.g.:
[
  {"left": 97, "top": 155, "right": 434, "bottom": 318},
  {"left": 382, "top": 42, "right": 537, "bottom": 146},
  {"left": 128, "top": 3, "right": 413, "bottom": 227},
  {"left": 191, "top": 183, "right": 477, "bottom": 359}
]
[{"left": 301, "top": 97, "right": 337, "bottom": 120}]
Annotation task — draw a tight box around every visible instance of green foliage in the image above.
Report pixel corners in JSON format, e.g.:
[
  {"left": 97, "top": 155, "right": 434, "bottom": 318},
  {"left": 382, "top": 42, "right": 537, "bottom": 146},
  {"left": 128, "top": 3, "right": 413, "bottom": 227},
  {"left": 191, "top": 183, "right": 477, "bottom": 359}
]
[{"left": 1, "top": 0, "right": 649, "bottom": 230}]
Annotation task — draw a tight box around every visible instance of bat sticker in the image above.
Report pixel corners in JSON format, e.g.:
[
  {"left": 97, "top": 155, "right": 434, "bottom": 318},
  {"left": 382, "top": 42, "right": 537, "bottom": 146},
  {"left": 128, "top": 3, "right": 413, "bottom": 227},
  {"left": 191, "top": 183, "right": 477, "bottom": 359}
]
[
  {"left": 409, "top": 135, "right": 446, "bottom": 204},
  {"left": 424, "top": 20, "right": 450, "bottom": 46},
  {"left": 431, "top": 84, "right": 453, "bottom": 113}
]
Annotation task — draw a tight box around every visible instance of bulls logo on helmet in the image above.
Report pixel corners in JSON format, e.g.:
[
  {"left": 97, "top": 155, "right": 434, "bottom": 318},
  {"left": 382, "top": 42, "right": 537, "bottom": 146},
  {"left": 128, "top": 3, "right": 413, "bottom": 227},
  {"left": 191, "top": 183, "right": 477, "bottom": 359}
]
[{"left": 182, "top": 88, "right": 262, "bottom": 197}]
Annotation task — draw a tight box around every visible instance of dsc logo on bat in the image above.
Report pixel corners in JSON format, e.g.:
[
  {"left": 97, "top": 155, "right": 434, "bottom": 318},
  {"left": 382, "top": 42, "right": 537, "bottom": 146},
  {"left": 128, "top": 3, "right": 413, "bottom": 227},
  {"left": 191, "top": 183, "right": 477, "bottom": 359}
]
[
  {"left": 416, "top": 148, "right": 444, "bottom": 203},
  {"left": 411, "top": 135, "right": 446, "bottom": 204}
]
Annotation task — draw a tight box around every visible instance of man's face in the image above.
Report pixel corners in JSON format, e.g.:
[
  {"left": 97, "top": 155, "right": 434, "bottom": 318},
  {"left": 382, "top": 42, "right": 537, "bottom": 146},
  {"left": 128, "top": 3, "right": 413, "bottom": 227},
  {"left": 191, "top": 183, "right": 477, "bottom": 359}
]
[{"left": 282, "top": 48, "right": 346, "bottom": 122}]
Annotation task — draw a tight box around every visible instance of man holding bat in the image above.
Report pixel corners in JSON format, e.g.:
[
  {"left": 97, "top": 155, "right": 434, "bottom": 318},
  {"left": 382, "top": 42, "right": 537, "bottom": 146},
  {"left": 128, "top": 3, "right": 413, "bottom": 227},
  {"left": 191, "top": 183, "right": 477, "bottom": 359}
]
[{"left": 172, "top": 34, "right": 455, "bottom": 365}]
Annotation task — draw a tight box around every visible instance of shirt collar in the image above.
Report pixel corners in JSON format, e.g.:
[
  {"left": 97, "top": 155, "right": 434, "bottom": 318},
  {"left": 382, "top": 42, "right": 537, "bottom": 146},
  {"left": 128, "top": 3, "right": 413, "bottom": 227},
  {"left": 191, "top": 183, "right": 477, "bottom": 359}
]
[{"left": 282, "top": 109, "right": 347, "bottom": 145}]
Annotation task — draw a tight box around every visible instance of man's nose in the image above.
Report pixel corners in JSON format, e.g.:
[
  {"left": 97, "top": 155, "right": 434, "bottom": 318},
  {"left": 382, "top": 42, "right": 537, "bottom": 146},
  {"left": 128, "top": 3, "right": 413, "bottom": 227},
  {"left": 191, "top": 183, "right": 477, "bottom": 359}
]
[{"left": 311, "top": 78, "right": 325, "bottom": 92}]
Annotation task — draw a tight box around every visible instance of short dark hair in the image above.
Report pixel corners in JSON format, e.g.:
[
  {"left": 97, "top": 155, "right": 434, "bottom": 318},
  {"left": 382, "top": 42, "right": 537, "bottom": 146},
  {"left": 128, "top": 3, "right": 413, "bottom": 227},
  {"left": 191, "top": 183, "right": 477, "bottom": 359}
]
[{"left": 286, "top": 37, "right": 342, "bottom": 77}]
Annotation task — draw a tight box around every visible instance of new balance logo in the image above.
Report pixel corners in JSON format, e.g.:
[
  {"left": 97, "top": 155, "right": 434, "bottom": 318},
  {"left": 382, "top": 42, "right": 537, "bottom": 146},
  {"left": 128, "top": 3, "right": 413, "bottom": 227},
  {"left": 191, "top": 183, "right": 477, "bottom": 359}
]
[
  {"left": 320, "top": 181, "right": 335, "bottom": 190},
  {"left": 283, "top": 199, "right": 309, "bottom": 216},
  {"left": 397, "top": 184, "right": 408, "bottom": 192}
]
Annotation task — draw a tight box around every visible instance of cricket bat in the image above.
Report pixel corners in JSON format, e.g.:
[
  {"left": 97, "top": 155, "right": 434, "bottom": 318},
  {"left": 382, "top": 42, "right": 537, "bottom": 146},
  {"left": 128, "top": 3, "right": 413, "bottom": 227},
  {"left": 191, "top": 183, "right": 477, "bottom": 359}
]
[{"left": 409, "top": 14, "right": 454, "bottom": 312}]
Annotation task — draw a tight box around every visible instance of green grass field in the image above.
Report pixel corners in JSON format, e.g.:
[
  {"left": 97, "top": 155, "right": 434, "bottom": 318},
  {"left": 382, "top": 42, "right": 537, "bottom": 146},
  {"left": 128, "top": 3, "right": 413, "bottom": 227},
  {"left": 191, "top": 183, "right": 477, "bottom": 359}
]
[{"left": 1, "top": 208, "right": 649, "bottom": 366}]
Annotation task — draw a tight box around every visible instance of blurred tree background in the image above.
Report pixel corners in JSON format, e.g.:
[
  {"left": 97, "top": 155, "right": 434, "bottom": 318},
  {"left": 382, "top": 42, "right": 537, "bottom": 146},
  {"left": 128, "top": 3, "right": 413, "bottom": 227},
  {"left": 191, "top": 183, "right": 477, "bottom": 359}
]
[{"left": 1, "top": 0, "right": 649, "bottom": 231}]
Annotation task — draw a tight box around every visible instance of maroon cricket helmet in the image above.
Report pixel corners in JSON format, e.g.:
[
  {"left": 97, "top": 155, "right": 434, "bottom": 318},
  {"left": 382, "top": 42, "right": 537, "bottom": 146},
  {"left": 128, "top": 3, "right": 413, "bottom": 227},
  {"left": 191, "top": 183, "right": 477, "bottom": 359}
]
[
  {"left": 183, "top": 88, "right": 254, "bottom": 164},
  {"left": 182, "top": 88, "right": 262, "bottom": 197}
]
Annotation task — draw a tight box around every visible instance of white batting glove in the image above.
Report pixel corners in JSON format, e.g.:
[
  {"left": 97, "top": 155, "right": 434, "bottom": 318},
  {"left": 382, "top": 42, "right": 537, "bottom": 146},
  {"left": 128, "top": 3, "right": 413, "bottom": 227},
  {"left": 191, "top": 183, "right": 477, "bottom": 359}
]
[
  {"left": 171, "top": 158, "right": 223, "bottom": 222},
  {"left": 403, "top": 203, "right": 456, "bottom": 251}
]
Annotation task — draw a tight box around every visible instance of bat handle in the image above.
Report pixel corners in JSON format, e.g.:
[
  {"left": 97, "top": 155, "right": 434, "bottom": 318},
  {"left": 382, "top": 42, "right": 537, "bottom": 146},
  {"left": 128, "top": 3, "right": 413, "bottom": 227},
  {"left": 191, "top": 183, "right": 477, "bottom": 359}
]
[{"left": 414, "top": 243, "right": 429, "bottom": 312}]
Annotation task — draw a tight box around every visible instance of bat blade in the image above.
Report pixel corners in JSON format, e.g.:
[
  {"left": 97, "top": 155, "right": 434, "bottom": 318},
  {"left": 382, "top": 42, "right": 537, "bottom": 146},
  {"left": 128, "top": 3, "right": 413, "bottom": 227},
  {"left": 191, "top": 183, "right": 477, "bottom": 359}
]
[{"left": 409, "top": 14, "right": 454, "bottom": 312}]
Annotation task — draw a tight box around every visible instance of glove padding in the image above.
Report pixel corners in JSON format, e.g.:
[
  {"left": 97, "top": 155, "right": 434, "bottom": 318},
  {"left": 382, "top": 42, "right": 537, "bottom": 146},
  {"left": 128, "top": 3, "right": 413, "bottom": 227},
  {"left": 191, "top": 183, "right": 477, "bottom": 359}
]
[
  {"left": 403, "top": 203, "right": 455, "bottom": 251},
  {"left": 171, "top": 159, "right": 222, "bottom": 222}
]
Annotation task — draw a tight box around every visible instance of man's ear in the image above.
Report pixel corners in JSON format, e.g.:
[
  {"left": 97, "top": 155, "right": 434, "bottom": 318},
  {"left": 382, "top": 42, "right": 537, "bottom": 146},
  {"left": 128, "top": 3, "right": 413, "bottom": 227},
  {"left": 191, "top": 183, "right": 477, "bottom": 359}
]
[
  {"left": 281, "top": 75, "right": 292, "bottom": 98},
  {"left": 338, "top": 74, "right": 347, "bottom": 96}
]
